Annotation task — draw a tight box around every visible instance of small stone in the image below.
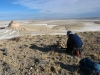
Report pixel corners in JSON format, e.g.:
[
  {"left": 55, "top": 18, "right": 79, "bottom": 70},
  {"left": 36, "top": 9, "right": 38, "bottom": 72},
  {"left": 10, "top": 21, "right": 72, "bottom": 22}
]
[
  {"left": 50, "top": 66, "right": 56, "bottom": 72},
  {"left": 36, "top": 68, "right": 39, "bottom": 72},
  {"left": 19, "top": 66, "right": 23, "bottom": 71},
  {"left": 2, "top": 62, "right": 10, "bottom": 72},
  {"left": 29, "top": 67, "right": 33, "bottom": 71},
  {"left": 3, "top": 52, "right": 8, "bottom": 56},
  {"left": 19, "top": 44, "right": 28, "bottom": 49},
  {"left": 34, "top": 59, "right": 40, "bottom": 64}
]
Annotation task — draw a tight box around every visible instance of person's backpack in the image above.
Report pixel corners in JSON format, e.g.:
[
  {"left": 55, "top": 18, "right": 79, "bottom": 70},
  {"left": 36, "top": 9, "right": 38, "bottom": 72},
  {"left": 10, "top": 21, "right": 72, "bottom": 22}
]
[{"left": 79, "top": 58, "right": 100, "bottom": 75}]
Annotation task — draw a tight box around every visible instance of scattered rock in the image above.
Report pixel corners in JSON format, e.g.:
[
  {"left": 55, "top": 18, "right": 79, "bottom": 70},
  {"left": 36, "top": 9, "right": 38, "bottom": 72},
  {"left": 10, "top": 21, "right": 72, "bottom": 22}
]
[
  {"left": 50, "top": 66, "right": 56, "bottom": 72},
  {"left": 0, "top": 48, "right": 8, "bottom": 56},
  {"left": 2, "top": 62, "right": 11, "bottom": 72},
  {"left": 19, "top": 44, "right": 28, "bottom": 49},
  {"left": 34, "top": 59, "right": 40, "bottom": 65}
]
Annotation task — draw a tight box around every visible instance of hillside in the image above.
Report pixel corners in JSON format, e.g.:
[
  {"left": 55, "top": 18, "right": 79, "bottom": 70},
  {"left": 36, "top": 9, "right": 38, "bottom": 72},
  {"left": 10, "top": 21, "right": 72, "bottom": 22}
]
[{"left": 0, "top": 31, "right": 100, "bottom": 75}]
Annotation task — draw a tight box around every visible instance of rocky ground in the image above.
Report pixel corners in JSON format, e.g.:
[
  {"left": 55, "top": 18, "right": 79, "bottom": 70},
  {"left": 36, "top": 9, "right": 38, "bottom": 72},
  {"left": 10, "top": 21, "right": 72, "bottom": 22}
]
[{"left": 0, "top": 31, "right": 100, "bottom": 75}]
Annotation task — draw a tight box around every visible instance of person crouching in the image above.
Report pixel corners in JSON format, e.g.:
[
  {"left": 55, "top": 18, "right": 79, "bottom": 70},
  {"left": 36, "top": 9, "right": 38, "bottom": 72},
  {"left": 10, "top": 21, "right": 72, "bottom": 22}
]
[{"left": 66, "top": 30, "right": 83, "bottom": 56}]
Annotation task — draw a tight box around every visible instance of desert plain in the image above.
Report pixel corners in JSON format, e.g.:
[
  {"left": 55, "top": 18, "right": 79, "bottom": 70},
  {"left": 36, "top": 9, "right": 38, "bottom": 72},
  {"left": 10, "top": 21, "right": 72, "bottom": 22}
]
[{"left": 0, "top": 19, "right": 100, "bottom": 75}]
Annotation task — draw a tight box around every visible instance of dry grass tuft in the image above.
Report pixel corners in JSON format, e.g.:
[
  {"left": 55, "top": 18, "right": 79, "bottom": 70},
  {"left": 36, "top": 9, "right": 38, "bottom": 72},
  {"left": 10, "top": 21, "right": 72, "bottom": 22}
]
[{"left": 10, "top": 37, "right": 21, "bottom": 42}]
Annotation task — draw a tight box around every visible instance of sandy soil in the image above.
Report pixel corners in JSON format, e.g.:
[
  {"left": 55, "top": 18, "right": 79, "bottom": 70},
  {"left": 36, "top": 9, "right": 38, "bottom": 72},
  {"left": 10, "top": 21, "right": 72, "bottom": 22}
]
[{"left": 0, "top": 31, "right": 100, "bottom": 75}]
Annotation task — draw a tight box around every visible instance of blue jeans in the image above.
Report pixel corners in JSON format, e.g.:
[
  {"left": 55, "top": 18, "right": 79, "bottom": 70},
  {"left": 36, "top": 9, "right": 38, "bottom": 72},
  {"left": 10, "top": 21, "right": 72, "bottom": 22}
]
[{"left": 80, "top": 58, "right": 100, "bottom": 73}]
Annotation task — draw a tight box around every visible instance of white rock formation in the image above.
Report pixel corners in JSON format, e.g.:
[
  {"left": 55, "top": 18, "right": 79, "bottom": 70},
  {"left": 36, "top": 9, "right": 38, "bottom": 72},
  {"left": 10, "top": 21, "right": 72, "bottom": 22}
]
[{"left": 7, "top": 21, "right": 33, "bottom": 31}]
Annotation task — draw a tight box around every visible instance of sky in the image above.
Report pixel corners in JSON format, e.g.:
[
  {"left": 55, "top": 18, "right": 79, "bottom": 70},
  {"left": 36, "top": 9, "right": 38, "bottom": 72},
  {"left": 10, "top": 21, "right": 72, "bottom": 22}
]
[{"left": 0, "top": 0, "right": 100, "bottom": 20}]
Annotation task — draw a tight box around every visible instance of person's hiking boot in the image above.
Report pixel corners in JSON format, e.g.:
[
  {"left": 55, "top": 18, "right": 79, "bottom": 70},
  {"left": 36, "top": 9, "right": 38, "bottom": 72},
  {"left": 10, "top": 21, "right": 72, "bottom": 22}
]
[{"left": 76, "top": 50, "right": 80, "bottom": 56}]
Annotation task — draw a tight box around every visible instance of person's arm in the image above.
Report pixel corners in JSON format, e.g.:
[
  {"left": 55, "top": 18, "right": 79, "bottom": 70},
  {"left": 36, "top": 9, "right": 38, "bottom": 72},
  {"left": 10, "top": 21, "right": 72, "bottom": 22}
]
[{"left": 67, "top": 38, "right": 71, "bottom": 48}]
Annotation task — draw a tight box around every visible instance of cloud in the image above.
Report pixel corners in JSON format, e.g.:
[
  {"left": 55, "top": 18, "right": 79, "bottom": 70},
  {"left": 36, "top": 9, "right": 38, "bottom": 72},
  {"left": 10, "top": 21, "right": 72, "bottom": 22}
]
[
  {"left": 1, "top": 0, "right": 100, "bottom": 20},
  {"left": 12, "top": 0, "right": 100, "bottom": 14}
]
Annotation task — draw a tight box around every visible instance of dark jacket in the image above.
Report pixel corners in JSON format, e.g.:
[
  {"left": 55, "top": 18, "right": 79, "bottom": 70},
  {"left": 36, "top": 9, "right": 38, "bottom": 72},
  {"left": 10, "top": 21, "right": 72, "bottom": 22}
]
[
  {"left": 79, "top": 58, "right": 100, "bottom": 74},
  {"left": 67, "top": 34, "right": 83, "bottom": 48}
]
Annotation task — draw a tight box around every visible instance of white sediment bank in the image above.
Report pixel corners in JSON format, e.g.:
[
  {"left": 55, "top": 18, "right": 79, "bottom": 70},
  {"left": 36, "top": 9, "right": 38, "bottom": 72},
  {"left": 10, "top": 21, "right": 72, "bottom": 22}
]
[{"left": 0, "top": 20, "right": 100, "bottom": 39}]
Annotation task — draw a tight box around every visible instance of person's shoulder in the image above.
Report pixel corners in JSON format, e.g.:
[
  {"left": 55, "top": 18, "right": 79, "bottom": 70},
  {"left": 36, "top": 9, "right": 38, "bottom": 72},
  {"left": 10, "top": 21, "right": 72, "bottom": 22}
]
[
  {"left": 69, "top": 34, "right": 79, "bottom": 37},
  {"left": 70, "top": 34, "right": 77, "bottom": 36},
  {"left": 69, "top": 34, "right": 73, "bottom": 37},
  {"left": 71, "top": 34, "right": 81, "bottom": 38}
]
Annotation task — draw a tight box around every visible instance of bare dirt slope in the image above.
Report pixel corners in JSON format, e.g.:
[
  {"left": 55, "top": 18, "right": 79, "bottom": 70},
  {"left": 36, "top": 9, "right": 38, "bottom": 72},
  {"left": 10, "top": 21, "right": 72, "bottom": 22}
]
[{"left": 0, "top": 31, "right": 100, "bottom": 75}]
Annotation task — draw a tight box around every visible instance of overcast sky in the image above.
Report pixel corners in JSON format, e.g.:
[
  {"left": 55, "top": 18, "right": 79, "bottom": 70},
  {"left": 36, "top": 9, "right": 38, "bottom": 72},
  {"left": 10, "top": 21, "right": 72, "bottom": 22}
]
[{"left": 0, "top": 0, "right": 100, "bottom": 20}]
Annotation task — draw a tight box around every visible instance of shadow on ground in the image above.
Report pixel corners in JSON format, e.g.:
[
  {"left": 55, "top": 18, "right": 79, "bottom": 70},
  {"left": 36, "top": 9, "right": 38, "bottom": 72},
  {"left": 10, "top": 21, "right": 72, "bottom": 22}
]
[
  {"left": 55, "top": 62, "right": 89, "bottom": 75},
  {"left": 30, "top": 43, "right": 66, "bottom": 54},
  {"left": 55, "top": 62, "right": 79, "bottom": 71}
]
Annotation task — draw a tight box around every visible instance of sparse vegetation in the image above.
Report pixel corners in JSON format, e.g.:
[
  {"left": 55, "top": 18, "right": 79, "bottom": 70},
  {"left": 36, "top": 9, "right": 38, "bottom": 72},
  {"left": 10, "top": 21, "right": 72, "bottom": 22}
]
[
  {"left": 10, "top": 37, "right": 21, "bottom": 42},
  {"left": 0, "top": 32, "right": 100, "bottom": 75}
]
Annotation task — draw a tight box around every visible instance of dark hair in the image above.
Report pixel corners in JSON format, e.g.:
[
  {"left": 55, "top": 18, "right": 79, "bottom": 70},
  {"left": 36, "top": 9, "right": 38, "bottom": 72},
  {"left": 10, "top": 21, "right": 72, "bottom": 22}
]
[{"left": 67, "top": 30, "right": 72, "bottom": 35}]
